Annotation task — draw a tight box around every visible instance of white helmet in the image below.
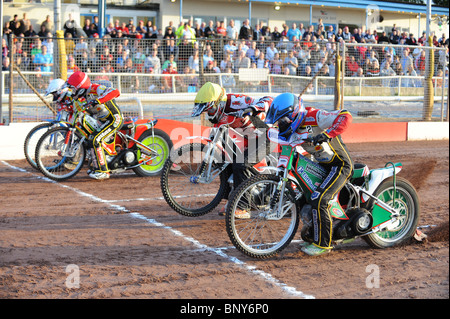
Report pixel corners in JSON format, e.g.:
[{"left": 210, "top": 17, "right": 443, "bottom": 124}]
[{"left": 45, "top": 78, "right": 66, "bottom": 97}]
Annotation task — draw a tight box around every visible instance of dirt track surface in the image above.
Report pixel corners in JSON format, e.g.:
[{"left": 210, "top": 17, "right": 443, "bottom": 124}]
[{"left": 0, "top": 140, "right": 448, "bottom": 299}]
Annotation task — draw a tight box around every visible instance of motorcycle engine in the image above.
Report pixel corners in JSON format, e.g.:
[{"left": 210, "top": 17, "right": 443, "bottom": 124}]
[
  {"left": 123, "top": 150, "right": 136, "bottom": 165},
  {"left": 334, "top": 208, "right": 373, "bottom": 240},
  {"left": 110, "top": 150, "right": 137, "bottom": 169}
]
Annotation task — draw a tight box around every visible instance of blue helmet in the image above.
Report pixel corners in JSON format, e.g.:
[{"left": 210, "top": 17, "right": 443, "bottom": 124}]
[{"left": 266, "top": 93, "right": 306, "bottom": 139}]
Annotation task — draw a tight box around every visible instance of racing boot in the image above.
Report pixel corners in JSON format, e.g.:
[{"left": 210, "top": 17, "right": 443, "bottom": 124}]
[
  {"left": 88, "top": 170, "right": 110, "bottom": 180},
  {"left": 218, "top": 203, "right": 250, "bottom": 219},
  {"left": 301, "top": 243, "right": 331, "bottom": 256}
]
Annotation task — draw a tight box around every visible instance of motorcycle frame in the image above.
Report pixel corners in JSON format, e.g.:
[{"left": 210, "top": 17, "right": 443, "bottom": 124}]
[
  {"left": 185, "top": 118, "right": 243, "bottom": 184},
  {"left": 61, "top": 109, "right": 162, "bottom": 171}
]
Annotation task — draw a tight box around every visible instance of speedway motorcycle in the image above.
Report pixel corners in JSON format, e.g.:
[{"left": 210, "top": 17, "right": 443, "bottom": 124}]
[
  {"left": 35, "top": 98, "right": 172, "bottom": 181},
  {"left": 225, "top": 128, "right": 420, "bottom": 259},
  {"left": 160, "top": 111, "right": 279, "bottom": 217}
]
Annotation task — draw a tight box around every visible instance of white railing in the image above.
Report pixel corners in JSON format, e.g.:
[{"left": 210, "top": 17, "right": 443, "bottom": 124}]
[{"left": 2, "top": 71, "right": 447, "bottom": 103}]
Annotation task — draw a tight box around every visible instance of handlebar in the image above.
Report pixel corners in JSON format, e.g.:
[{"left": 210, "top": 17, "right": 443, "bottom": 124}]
[
  {"left": 303, "top": 137, "right": 314, "bottom": 144},
  {"left": 227, "top": 107, "right": 254, "bottom": 117}
]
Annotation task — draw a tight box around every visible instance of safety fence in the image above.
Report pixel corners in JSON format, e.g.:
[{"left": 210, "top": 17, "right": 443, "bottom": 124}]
[{"left": 1, "top": 36, "right": 448, "bottom": 123}]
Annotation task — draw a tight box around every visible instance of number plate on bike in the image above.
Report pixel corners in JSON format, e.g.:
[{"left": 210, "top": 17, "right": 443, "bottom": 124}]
[
  {"left": 60, "top": 110, "right": 70, "bottom": 121},
  {"left": 278, "top": 145, "right": 293, "bottom": 168}
]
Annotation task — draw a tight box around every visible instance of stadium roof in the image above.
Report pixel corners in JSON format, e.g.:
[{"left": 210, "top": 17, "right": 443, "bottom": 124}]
[{"left": 252, "top": 0, "right": 448, "bottom": 15}]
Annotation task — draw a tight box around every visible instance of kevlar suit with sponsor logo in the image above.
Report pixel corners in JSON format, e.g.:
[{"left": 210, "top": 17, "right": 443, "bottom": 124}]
[
  {"left": 79, "top": 83, "right": 122, "bottom": 173},
  {"left": 296, "top": 107, "right": 353, "bottom": 249}
]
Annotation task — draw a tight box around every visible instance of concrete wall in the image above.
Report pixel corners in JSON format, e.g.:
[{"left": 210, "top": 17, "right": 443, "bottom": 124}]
[
  {"left": 407, "top": 121, "right": 450, "bottom": 140},
  {"left": 0, "top": 120, "right": 448, "bottom": 161},
  {"left": 0, "top": 122, "right": 44, "bottom": 161}
]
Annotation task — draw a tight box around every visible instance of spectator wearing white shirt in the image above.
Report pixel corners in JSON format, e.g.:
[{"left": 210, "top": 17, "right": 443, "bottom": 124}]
[
  {"left": 265, "top": 42, "right": 278, "bottom": 61},
  {"left": 144, "top": 49, "right": 161, "bottom": 74},
  {"left": 226, "top": 20, "right": 239, "bottom": 40},
  {"left": 188, "top": 50, "right": 200, "bottom": 73}
]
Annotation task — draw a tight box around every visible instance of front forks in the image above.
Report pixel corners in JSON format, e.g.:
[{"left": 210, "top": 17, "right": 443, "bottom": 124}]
[
  {"left": 61, "top": 128, "right": 84, "bottom": 158},
  {"left": 194, "top": 139, "right": 228, "bottom": 184},
  {"left": 267, "top": 169, "right": 290, "bottom": 219}
]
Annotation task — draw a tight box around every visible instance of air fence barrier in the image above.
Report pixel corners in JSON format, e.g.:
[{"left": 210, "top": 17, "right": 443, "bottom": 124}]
[{"left": 1, "top": 36, "right": 448, "bottom": 123}]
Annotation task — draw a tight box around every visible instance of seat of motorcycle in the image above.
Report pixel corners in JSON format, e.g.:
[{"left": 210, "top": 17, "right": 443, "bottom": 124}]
[
  {"left": 353, "top": 163, "right": 369, "bottom": 178},
  {"left": 121, "top": 118, "right": 157, "bottom": 130},
  {"left": 350, "top": 163, "right": 369, "bottom": 187},
  {"left": 121, "top": 116, "right": 136, "bottom": 130},
  {"left": 122, "top": 120, "right": 135, "bottom": 130}
]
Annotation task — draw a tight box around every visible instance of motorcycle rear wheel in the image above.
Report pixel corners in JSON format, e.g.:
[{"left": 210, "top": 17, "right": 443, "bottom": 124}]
[
  {"left": 160, "top": 143, "right": 230, "bottom": 217},
  {"left": 364, "top": 177, "right": 420, "bottom": 248},
  {"left": 133, "top": 128, "right": 173, "bottom": 177},
  {"left": 226, "top": 174, "right": 300, "bottom": 259},
  {"left": 35, "top": 127, "right": 86, "bottom": 181}
]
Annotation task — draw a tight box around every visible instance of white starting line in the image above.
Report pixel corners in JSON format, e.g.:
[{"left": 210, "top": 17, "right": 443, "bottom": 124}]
[
  {"left": 2, "top": 161, "right": 314, "bottom": 299},
  {"left": 106, "top": 193, "right": 218, "bottom": 203}
]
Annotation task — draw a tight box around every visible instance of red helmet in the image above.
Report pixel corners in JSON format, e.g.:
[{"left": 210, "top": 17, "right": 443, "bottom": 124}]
[{"left": 67, "top": 71, "right": 91, "bottom": 98}]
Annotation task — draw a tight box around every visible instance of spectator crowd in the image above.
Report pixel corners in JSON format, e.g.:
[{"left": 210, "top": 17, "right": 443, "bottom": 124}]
[{"left": 2, "top": 12, "right": 449, "bottom": 93}]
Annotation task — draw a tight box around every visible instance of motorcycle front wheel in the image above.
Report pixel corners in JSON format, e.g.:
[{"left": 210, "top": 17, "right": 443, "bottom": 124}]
[
  {"left": 160, "top": 143, "right": 230, "bottom": 217},
  {"left": 24, "top": 122, "right": 55, "bottom": 170},
  {"left": 226, "top": 174, "right": 300, "bottom": 259},
  {"left": 35, "top": 127, "right": 86, "bottom": 181}
]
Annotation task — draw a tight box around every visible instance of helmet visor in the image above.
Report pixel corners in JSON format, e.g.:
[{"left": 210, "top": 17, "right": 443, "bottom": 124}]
[
  {"left": 191, "top": 102, "right": 208, "bottom": 117},
  {"left": 71, "top": 87, "right": 87, "bottom": 100},
  {"left": 51, "top": 92, "right": 59, "bottom": 102},
  {"left": 274, "top": 116, "right": 293, "bottom": 138}
]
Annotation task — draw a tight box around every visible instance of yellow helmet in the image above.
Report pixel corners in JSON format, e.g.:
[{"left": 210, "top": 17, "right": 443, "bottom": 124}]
[{"left": 192, "top": 82, "right": 227, "bottom": 120}]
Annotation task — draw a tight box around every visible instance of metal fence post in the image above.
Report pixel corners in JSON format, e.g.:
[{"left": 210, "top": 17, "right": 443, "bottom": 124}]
[
  {"left": 8, "top": 35, "right": 14, "bottom": 124},
  {"left": 423, "top": 36, "right": 434, "bottom": 121},
  {"left": 440, "top": 66, "right": 445, "bottom": 121},
  {"left": 340, "top": 42, "right": 345, "bottom": 109}
]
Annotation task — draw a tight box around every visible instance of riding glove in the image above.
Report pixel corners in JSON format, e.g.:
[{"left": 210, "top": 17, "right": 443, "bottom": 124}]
[
  {"left": 313, "top": 133, "right": 331, "bottom": 145},
  {"left": 86, "top": 99, "right": 101, "bottom": 113}
]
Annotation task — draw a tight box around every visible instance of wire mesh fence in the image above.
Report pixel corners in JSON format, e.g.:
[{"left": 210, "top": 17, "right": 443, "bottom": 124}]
[{"left": 1, "top": 35, "right": 448, "bottom": 123}]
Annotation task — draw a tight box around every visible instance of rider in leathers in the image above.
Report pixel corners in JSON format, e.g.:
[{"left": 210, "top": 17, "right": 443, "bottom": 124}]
[
  {"left": 192, "top": 82, "right": 273, "bottom": 216},
  {"left": 66, "top": 71, "right": 122, "bottom": 180},
  {"left": 266, "top": 92, "right": 353, "bottom": 256}
]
